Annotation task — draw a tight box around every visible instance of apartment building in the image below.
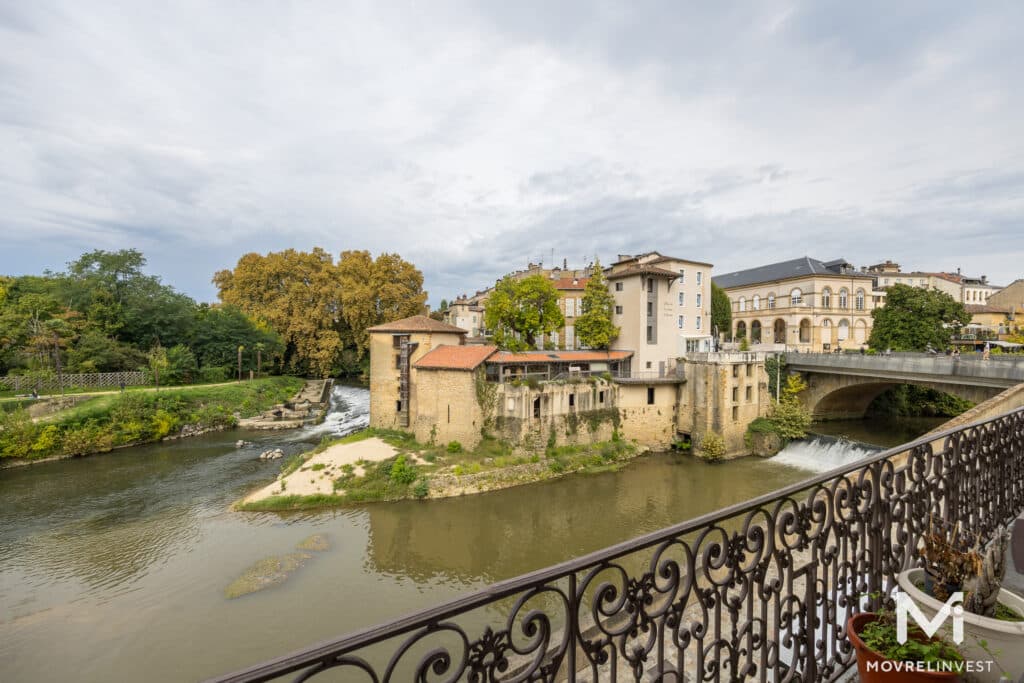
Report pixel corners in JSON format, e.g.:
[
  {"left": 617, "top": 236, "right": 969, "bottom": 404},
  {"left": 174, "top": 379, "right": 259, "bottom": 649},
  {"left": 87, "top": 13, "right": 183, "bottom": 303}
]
[
  {"left": 865, "top": 261, "right": 1001, "bottom": 304},
  {"left": 607, "top": 252, "right": 714, "bottom": 374}
]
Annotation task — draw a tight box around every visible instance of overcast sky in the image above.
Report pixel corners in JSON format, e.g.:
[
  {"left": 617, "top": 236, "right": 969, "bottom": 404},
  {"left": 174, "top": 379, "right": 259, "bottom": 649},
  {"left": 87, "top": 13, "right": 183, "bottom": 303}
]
[{"left": 2, "top": 1, "right": 1022, "bottom": 303}]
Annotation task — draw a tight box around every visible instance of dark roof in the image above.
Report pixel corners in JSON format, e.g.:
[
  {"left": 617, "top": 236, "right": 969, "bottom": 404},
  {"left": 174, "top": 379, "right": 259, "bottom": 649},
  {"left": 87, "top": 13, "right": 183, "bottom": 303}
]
[
  {"left": 712, "top": 257, "right": 873, "bottom": 289},
  {"left": 612, "top": 251, "right": 713, "bottom": 268},
  {"left": 414, "top": 345, "right": 497, "bottom": 370},
  {"left": 367, "top": 315, "right": 467, "bottom": 334}
]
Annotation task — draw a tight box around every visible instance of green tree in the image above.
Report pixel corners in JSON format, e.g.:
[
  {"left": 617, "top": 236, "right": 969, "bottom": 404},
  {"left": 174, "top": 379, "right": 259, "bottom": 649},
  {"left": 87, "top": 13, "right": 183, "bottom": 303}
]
[
  {"left": 868, "top": 284, "right": 968, "bottom": 352},
  {"left": 575, "top": 259, "right": 619, "bottom": 349},
  {"left": 188, "top": 305, "right": 282, "bottom": 371},
  {"left": 711, "top": 282, "right": 732, "bottom": 341},
  {"left": 148, "top": 345, "right": 169, "bottom": 390},
  {"left": 484, "top": 275, "right": 565, "bottom": 351},
  {"left": 165, "top": 344, "right": 198, "bottom": 384}
]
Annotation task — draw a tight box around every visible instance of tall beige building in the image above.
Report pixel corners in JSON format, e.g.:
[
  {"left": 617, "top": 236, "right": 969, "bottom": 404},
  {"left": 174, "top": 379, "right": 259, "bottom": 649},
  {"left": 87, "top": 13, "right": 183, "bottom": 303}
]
[
  {"left": 607, "top": 252, "right": 714, "bottom": 375},
  {"left": 714, "top": 257, "right": 880, "bottom": 352}
]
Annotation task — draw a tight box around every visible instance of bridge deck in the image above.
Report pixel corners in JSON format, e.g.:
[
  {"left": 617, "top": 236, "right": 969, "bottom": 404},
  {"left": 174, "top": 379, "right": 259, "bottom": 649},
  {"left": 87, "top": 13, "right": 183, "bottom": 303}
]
[{"left": 785, "top": 352, "right": 1024, "bottom": 389}]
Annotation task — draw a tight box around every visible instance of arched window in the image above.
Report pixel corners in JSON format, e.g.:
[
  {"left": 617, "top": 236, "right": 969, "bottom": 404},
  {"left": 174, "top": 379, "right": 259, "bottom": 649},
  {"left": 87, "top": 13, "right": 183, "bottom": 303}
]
[
  {"left": 799, "top": 318, "right": 811, "bottom": 343},
  {"left": 791, "top": 288, "right": 803, "bottom": 306},
  {"left": 753, "top": 294, "right": 760, "bottom": 310},
  {"left": 838, "top": 288, "right": 849, "bottom": 309},
  {"left": 821, "top": 288, "right": 832, "bottom": 309},
  {"left": 738, "top": 296, "right": 746, "bottom": 312},
  {"left": 773, "top": 319, "right": 786, "bottom": 343},
  {"left": 736, "top": 321, "right": 747, "bottom": 339},
  {"left": 751, "top": 320, "right": 762, "bottom": 342},
  {"left": 767, "top": 293, "right": 776, "bottom": 309},
  {"left": 855, "top": 289, "right": 865, "bottom": 310},
  {"left": 837, "top": 319, "right": 850, "bottom": 341}
]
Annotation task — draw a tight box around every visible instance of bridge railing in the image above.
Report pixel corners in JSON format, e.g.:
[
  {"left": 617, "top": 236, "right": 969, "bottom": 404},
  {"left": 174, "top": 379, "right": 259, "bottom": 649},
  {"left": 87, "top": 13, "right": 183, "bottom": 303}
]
[
  {"left": 784, "top": 352, "right": 1024, "bottom": 385},
  {"left": 208, "top": 408, "right": 1024, "bottom": 682}
]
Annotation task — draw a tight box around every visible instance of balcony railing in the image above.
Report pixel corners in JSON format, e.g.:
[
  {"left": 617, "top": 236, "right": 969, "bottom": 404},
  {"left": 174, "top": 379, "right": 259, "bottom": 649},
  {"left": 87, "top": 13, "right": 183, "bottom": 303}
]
[{"left": 209, "top": 407, "right": 1024, "bottom": 682}]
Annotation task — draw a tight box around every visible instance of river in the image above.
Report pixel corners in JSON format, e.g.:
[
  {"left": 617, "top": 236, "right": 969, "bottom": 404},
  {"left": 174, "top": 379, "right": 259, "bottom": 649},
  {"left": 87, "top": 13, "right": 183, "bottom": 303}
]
[{"left": 0, "top": 385, "right": 943, "bottom": 682}]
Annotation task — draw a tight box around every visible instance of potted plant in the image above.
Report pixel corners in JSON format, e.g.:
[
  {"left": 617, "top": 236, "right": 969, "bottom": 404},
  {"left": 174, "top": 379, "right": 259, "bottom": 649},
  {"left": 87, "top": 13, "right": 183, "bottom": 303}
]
[
  {"left": 847, "top": 605, "right": 963, "bottom": 682},
  {"left": 898, "top": 526, "right": 1024, "bottom": 683},
  {"left": 919, "top": 519, "right": 983, "bottom": 601}
]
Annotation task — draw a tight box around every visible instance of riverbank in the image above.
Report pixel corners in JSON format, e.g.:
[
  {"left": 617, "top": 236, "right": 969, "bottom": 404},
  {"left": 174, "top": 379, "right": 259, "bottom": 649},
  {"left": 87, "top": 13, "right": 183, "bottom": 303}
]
[
  {"left": 0, "top": 376, "right": 305, "bottom": 464},
  {"left": 235, "top": 428, "right": 640, "bottom": 511}
]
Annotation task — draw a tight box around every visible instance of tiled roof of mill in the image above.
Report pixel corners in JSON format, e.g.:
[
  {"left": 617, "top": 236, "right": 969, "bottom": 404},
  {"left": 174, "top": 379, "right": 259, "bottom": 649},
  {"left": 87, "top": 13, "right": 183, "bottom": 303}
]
[
  {"left": 413, "top": 345, "right": 498, "bottom": 370},
  {"left": 367, "top": 315, "right": 467, "bottom": 334}
]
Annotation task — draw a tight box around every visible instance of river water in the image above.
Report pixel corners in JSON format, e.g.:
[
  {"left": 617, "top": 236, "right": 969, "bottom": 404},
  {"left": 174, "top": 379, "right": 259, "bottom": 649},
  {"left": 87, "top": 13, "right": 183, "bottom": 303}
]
[{"left": 0, "top": 386, "right": 942, "bottom": 682}]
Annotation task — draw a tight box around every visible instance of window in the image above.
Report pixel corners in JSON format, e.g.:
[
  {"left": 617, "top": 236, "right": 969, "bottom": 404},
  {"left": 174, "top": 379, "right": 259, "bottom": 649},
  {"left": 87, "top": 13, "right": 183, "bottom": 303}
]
[
  {"left": 752, "top": 294, "right": 759, "bottom": 310},
  {"left": 732, "top": 365, "right": 740, "bottom": 378},
  {"left": 696, "top": 293, "right": 702, "bottom": 308},
  {"left": 568, "top": 393, "right": 575, "bottom": 408},
  {"left": 745, "top": 386, "right": 752, "bottom": 401},
  {"left": 768, "top": 294, "right": 775, "bottom": 309},
  {"left": 821, "top": 288, "right": 831, "bottom": 309},
  {"left": 678, "top": 292, "right": 685, "bottom": 306},
  {"left": 678, "top": 315, "right": 683, "bottom": 329},
  {"left": 732, "top": 406, "right": 739, "bottom": 421},
  {"left": 738, "top": 296, "right": 746, "bottom": 312},
  {"left": 855, "top": 289, "right": 865, "bottom": 310},
  {"left": 395, "top": 400, "right": 402, "bottom": 412},
  {"left": 646, "top": 325, "right": 653, "bottom": 343},
  {"left": 647, "top": 387, "right": 655, "bottom": 405},
  {"left": 646, "top": 302, "right": 653, "bottom": 316},
  {"left": 884, "top": 278, "right": 889, "bottom": 285},
  {"left": 646, "top": 361, "right": 652, "bottom": 369},
  {"left": 732, "top": 387, "right": 738, "bottom": 402},
  {"left": 696, "top": 272, "right": 702, "bottom": 285},
  {"left": 565, "top": 325, "right": 575, "bottom": 349},
  {"left": 746, "top": 363, "right": 752, "bottom": 377},
  {"left": 599, "top": 390, "right": 605, "bottom": 404},
  {"left": 551, "top": 331, "right": 559, "bottom": 346},
  {"left": 678, "top": 269, "right": 685, "bottom": 283},
  {"left": 696, "top": 315, "right": 701, "bottom": 330},
  {"left": 614, "top": 305, "right": 623, "bottom": 314},
  {"left": 392, "top": 335, "right": 404, "bottom": 348},
  {"left": 838, "top": 289, "right": 848, "bottom": 309},
  {"left": 791, "top": 288, "right": 803, "bottom": 306},
  {"left": 395, "top": 354, "right": 402, "bottom": 369},
  {"left": 615, "top": 282, "right": 623, "bottom": 291},
  {"left": 647, "top": 278, "right": 654, "bottom": 293},
  {"left": 565, "top": 298, "right": 575, "bottom": 317}
]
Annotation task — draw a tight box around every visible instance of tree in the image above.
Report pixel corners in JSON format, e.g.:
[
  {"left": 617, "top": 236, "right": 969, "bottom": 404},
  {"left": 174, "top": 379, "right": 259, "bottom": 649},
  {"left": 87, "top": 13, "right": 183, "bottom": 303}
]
[
  {"left": 214, "top": 248, "right": 344, "bottom": 376},
  {"left": 484, "top": 275, "right": 564, "bottom": 351},
  {"left": 576, "top": 259, "right": 619, "bottom": 349},
  {"left": 868, "top": 284, "right": 969, "bottom": 352},
  {"left": 237, "top": 345, "right": 244, "bottom": 381},
  {"left": 165, "top": 344, "right": 198, "bottom": 384},
  {"left": 711, "top": 282, "right": 732, "bottom": 341},
  {"left": 188, "top": 305, "right": 281, "bottom": 372},
  {"left": 148, "top": 345, "right": 168, "bottom": 390}
]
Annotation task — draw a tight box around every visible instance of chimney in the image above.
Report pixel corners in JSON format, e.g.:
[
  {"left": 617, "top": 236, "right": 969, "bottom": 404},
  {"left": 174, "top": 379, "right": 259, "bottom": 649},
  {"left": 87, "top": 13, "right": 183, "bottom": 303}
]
[
  {"left": 618, "top": 254, "right": 632, "bottom": 262},
  {"left": 957, "top": 267, "right": 961, "bottom": 275},
  {"left": 563, "top": 258, "right": 568, "bottom": 270},
  {"left": 982, "top": 275, "right": 988, "bottom": 284}
]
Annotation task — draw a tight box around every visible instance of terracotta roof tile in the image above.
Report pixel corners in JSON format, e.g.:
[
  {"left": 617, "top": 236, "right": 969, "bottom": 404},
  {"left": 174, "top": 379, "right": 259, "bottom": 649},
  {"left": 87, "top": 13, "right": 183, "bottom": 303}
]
[
  {"left": 553, "top": 277, "right": 589, "bottom": 290},
  {"left": 367, "top": 315, "right": 467, "bottom": 334},
  {"left": 488, "top": 350, "right": 633, "bottom": 364},
  {"left": 414, "top": 345, "right": 497, "bottom": 370}
]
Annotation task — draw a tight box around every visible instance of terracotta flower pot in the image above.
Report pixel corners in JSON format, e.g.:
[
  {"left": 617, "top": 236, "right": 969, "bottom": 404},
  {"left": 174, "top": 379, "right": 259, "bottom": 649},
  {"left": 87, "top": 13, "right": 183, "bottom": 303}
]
[{"left": 847, "top": 613, "right": 962, "bottom": 682}]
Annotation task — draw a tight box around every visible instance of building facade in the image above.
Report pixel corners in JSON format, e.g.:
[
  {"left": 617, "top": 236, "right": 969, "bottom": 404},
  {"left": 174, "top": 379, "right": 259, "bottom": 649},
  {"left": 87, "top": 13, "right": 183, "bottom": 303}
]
[
  {"left": 714, "top": 257, "right": 880, "bottom": 352},
  {"left": 607, "top": 252, "right": 714, "bottom": 374},
  {"left": 865, "top": 261, "right": 1002, "bottom": 304}
]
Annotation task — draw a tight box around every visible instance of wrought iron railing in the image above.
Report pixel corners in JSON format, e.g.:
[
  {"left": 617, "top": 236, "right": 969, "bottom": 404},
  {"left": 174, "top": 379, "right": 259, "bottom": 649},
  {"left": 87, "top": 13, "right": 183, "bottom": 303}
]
[{"left": 210, "top": 407, "right": 1024, "bottom": 682}]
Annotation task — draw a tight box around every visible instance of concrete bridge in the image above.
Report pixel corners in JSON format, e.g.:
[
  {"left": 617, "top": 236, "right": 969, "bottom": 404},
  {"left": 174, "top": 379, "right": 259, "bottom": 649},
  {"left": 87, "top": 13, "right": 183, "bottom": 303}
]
[{"left": 784, "top": 352, "right": 1024, "bottom": 419}]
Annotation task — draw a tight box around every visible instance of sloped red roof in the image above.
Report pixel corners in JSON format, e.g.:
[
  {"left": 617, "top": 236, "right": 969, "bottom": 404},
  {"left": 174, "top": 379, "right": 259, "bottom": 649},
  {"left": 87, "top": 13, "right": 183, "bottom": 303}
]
[
  {"left": 553, "top": 277, "right": 589, "bottom": 290},
  {"left": 488, "top": 350, "right": 633, "bottom": 364},
  {"left": 368, "top": 315, "right": 467, "bottom": 334},
  {"left": 606, "top": 265, "right": 680, "bottom": 280},
  {"left": 414, "top": 345, "right": 498, "bottom": 370}
]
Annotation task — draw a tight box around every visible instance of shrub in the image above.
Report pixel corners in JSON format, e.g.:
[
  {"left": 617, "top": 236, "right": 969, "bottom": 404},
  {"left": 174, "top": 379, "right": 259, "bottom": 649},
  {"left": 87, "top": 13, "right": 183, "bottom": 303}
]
[
  {"left": 697, "top": 432, "right": 726, "bottom": 462},
  {"left": 389, "top": 455, "right": 418, "bottom": 484},
  {"left": 412, "top": 479, "right": 430, "bottom": 498},
  {"left": 446, "top": 441, "right": 463, "bottom": 453},
  {"left": 548, "top": 457, "right": 566, "bottom": 473},
  {"left": 198, "top": 365, "right": 231, "bottom": 383}
]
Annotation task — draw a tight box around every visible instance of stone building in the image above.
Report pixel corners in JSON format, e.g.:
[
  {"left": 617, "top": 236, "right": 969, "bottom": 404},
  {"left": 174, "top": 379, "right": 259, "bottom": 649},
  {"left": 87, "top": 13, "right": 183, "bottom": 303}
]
[
  {"left": 607, "top": 252, "right": 715, "bottom": 372},
  {"left": 864, "top": 261, "right": 1002, "bottom": 304},
  {"left": 714, "top": 257, "right": 880, "bottom": 352}
]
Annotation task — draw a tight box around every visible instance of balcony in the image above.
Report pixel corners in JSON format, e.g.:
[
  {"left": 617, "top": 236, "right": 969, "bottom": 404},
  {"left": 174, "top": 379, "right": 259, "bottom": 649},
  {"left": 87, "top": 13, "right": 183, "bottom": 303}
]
[{"left": 209, "top": 407, "right": 1024, "bottom": 682}]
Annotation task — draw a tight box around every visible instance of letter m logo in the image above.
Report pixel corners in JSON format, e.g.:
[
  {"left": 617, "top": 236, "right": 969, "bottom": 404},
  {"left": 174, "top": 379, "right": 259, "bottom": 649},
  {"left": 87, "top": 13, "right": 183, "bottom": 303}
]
[{"left": 895, "top": 590, "right": 964, "bottom": 644}]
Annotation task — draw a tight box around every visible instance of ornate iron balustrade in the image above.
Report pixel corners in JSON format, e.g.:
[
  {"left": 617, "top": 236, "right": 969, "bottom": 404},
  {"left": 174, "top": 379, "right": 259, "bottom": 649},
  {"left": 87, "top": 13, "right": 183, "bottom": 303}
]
[{"left": 210, "top": 407, "right": 1024, "bottom": 682}]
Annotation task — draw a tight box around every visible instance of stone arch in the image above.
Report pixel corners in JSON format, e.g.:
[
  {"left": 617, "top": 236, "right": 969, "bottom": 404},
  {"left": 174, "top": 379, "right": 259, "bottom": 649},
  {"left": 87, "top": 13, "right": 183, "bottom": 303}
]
[
  {"left": 837, "top": 318, "right": 850, "bottom": 342},
  {"left": 801, "top": 377, "right": 1001, "bottom": 420},
  {"left": 773, "top": 319, "right": 786, "bottom": 343},
  {"left": 799, "top": 318, "right": 811, "bottom": 343},
  {"left": 854, "top": 319, "right": 867, "bottom": 344},
  {"left": 736, "top": 320, "right": 747, "bottom": 339},
  {"left": 751, "top": 320, "right": 762, "bottom": 342}
]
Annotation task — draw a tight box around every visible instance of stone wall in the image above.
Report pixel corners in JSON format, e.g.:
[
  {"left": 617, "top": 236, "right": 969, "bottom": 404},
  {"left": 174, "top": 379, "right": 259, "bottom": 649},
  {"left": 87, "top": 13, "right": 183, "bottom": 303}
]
[
  {"left": 491, "top": 381, "right": 621, "bottom": 452},
  {"left": 409, "top": 368, "right": 485, "bottom": 450},
  {"left": 616, "top": 384, "right": 678, "bottom": 450},
  {"left": 678, "top": 353, "right": 770, "bottom": 458}
]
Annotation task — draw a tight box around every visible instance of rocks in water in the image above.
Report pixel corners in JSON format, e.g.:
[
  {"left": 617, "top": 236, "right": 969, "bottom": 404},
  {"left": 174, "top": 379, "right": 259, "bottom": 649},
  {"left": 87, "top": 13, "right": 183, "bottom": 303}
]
[
  {"left": 296, "top": 534, "right": 329, "bottom": 552},
  {"left": 224, "top": 552, "right": 311, "bottom": 599},
  {"left": 235, "top": 440, "right": 251, "bottom": 448},
  {"left": 259, "top": 448, "right": 285, "bottom": 460}
]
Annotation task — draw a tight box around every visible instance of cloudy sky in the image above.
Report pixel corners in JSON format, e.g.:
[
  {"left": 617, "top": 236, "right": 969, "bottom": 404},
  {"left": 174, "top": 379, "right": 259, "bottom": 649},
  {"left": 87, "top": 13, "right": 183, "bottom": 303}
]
[{"left": 2, "top": 1, "right": 1022, "bottom": 303}]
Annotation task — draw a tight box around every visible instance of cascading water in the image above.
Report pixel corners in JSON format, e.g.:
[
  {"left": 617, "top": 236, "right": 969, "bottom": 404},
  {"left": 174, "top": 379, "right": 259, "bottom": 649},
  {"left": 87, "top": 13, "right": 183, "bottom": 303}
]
[
  {"left": 768, "top": 434, "right": 880, "bottom": 473},
  {"left": 291, "top": 383, "right": 370, "bottom": 440}
]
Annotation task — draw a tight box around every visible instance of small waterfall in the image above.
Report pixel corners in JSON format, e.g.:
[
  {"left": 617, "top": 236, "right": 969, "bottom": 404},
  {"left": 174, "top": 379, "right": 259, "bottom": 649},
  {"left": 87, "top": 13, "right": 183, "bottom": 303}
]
[
  {"left": 768, "top": 435, "right": 880, "bottom": 473},
  {"left": 291, "top": 383, "right": 370, "bottom": 440}
]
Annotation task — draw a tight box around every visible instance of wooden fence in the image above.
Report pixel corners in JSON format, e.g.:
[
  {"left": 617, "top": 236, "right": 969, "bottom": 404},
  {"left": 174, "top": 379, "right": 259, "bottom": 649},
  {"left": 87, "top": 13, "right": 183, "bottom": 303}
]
[{"left": 0, "top": 371, "right": 149, "bottom": 393}]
